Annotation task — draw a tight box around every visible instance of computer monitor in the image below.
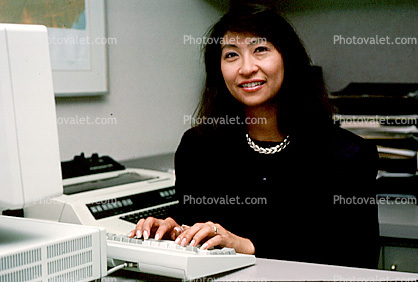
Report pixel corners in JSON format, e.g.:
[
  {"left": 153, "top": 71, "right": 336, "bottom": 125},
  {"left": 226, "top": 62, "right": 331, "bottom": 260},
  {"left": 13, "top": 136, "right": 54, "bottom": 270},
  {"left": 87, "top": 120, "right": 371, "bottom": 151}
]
[{"left": 0, "top": 24, "right": 62, "bottom": 210}]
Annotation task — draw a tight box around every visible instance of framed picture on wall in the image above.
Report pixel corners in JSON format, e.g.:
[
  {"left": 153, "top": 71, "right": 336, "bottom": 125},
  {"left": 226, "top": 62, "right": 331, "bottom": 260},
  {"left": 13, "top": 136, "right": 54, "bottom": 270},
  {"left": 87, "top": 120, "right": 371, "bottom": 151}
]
[{"left": 0, "top": 0, "right": 108, "bottom": 96}]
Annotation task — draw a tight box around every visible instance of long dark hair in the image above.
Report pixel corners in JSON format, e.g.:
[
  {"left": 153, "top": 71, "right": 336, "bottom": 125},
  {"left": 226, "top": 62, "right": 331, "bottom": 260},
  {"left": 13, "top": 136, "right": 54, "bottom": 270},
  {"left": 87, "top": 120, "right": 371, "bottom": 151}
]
[{"left": 194, "top": 4, "right": 333, "bottom": 136}]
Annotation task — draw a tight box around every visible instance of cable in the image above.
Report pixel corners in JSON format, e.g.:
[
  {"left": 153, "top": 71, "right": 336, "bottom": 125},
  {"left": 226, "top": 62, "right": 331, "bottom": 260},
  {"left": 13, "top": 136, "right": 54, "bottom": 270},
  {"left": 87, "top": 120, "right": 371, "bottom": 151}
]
[{"left": 107, "top": 262, "right": 128, "bottom": 275}]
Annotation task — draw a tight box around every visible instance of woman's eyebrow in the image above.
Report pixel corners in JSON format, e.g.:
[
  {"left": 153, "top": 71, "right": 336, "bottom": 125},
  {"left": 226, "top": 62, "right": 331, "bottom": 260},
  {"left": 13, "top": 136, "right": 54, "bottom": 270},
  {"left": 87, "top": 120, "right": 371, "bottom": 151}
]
[{"left": 221, "top": 44, "right": 238, "bottom": 50}]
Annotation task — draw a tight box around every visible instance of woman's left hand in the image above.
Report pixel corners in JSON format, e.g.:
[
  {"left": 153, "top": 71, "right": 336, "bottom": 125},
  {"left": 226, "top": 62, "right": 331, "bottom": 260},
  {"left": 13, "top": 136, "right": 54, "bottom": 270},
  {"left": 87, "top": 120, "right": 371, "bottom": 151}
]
[{"left": 174, "top": 221, "right": 255, "bottom": 255}]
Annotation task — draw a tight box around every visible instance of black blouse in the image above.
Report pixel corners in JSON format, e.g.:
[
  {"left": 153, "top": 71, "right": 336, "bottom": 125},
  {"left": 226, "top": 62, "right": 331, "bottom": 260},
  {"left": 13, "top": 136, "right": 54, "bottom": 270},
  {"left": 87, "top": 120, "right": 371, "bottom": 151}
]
[{"left": 173, "top": 124, "right": 380, "bottom": 269}]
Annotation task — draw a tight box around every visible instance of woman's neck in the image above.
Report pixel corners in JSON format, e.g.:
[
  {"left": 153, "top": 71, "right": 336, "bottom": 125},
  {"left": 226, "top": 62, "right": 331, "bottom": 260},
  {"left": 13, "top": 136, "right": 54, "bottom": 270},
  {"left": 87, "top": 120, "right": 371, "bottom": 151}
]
[{"left": 244, "top": 104, "right": 283, "bottom": 142}]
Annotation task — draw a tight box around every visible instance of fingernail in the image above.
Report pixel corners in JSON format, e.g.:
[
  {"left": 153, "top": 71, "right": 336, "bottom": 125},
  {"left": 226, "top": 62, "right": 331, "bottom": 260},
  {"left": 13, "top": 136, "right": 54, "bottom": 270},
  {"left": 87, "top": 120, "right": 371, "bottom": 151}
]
[
  {"left": 201, "top": 243, "right": 208, "bottom": 250},
  {"left": 143, "top": 230, "right": 148, "bottom": 240},
  {"left": 174, "top": 227, "right": 181, "bottom": 233},
  {"left": 190, "top": 239, "right": 196, "bottom": 246},
  {"left": 129, "top": 231, "right": 134, "bottom": 237},
  {"left": 136, "top": 230, "right": 141, "bottom": 238},
  {"left": 155, "top": 233, "right": 160, "bottom": 240},
  {"left": 181, "top": 238, "right": 187, "bottom": 246},
  {"left": 174, "top": 237, "right": 180, "bottom": 244}
]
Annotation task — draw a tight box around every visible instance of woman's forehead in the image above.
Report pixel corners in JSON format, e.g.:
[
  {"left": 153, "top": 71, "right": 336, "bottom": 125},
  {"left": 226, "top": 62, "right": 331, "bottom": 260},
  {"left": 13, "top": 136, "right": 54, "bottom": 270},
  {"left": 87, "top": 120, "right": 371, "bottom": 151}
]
[{"left": 221, "top": 31, "right": 268, "bottom": 46}]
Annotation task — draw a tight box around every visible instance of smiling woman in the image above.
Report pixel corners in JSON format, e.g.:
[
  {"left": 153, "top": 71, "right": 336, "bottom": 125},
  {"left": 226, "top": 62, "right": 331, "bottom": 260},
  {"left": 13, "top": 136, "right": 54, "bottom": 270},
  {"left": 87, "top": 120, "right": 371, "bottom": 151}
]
[
  {"left": 130, "top": 4, "right": 380, "bottom": 270},
  {"left": 221, "top": 32, "right": 285, "bottom": 113}
]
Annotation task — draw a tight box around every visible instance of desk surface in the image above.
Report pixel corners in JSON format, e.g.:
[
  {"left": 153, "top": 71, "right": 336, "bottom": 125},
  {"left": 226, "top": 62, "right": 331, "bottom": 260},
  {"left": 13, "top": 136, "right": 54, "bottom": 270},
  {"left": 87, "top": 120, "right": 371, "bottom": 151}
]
[
  {"left": 105, "top": 258, "right": 418, "bottom": 281},
  {"left": 216, "top": 258, "right": 418, "bottom": 281}
]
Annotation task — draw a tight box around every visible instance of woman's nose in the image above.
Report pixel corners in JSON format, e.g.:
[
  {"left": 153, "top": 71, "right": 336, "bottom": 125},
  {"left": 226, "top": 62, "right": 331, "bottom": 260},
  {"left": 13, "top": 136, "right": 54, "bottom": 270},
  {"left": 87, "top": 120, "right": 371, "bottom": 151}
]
[{"left": 238, "top": 56, "right": 258, "bottom": 76}]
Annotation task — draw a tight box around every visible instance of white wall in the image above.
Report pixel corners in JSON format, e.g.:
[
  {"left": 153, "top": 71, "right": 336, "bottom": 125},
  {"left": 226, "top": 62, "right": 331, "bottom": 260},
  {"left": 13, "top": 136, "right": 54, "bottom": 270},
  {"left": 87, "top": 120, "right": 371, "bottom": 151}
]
[
  {"left": 285, "top": 5, "right": 417, "bottom": 92},
  {"left": 55, "top": 0, "right": 221, "bottom": 162}
]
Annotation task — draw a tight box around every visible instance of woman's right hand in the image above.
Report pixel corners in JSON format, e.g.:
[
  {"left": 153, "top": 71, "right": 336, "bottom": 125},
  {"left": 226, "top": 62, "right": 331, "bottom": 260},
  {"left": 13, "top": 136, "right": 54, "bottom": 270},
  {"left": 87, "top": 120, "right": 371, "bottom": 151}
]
[{"left": 128, "top": 217, "right": 182, "bottom": 241}]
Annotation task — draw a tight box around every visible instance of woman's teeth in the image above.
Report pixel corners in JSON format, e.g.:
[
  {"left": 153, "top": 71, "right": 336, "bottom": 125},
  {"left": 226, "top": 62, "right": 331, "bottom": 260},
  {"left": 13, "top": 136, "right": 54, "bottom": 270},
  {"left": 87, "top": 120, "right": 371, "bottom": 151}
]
[{"left": 241, "top": 82, "right": 263, "bottom": 88}]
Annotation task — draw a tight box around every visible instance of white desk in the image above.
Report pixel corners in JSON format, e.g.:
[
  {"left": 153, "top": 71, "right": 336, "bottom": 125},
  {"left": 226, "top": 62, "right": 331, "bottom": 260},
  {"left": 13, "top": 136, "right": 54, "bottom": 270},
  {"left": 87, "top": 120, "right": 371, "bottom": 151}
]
[
  {"left": 216, "top": 258, "right": 418, "bottom": 281},
  {"left": 105, "top": 258, "right": 418, "bottom": 281}
]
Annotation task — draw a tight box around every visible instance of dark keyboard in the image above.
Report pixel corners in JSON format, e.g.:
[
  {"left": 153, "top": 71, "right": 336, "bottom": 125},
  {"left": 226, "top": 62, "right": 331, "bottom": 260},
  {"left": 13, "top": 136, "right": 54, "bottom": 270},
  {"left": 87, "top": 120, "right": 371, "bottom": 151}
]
[{"left": 120, "top": 205, "right": 176, "bottom": 224}]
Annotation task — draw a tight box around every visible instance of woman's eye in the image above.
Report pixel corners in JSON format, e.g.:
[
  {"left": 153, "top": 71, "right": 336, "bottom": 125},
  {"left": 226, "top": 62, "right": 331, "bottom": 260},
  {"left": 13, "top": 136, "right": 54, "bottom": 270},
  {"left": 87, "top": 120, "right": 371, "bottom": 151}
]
[
  {"left": 224, "top": 52, "right": 238, "bottom": 59},
  {"left": 254, "top": 46, "right": 269, "bottom": 53}
]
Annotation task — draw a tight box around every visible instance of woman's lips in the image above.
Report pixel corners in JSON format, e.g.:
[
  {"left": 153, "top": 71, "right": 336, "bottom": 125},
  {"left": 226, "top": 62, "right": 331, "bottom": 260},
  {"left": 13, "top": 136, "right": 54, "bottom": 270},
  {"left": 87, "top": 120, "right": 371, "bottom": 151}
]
[{"left": 238, "top": 81, "right": 266, "bottom": 93}]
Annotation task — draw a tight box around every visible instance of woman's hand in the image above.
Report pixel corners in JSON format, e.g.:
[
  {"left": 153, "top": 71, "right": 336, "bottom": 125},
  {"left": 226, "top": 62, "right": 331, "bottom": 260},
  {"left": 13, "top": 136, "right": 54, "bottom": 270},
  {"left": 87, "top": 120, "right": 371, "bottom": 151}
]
[
  {"left": 174, "top": 221, "right": 255, "bottom": 255},
  {"left": 128, "top": 217, "right": 182, "bottom": 241}
]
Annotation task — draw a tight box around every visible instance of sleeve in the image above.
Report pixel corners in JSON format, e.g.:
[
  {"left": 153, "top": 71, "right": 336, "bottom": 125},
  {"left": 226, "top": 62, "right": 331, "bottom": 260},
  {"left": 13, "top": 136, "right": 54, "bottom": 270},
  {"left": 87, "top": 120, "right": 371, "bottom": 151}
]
[
  {"left": 171, "top": 130, "right": 193, "bottom": 225},
  {"left": 171, "top": 129, "right": 212, "bottom": 226},
  {"left": 172, "top": 128, "right": 237, "bottom": 228}
]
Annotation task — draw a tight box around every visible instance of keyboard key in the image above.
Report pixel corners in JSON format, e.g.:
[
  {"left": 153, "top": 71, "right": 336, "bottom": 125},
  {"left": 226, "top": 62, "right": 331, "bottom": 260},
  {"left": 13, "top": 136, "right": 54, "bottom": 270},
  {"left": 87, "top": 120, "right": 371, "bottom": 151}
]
[
  {"left": 186, "top": 246, "right": 199, "bottom": 253},
  {"left": 113, "top": 235, "right": 126, "bottom": 242},
  {"left": 197, "top": 249, "right": 212, "bottom": 255},
  {"left": 221, "top": 247, "right": 236, "bottom": 255}
]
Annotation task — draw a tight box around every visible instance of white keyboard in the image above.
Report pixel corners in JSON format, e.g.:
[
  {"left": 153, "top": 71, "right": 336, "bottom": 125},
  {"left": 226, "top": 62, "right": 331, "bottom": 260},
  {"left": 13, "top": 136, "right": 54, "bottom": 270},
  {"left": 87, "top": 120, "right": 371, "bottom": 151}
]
[{"left": 106, "top": 233, "right": 256, "bottom": 280}]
